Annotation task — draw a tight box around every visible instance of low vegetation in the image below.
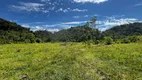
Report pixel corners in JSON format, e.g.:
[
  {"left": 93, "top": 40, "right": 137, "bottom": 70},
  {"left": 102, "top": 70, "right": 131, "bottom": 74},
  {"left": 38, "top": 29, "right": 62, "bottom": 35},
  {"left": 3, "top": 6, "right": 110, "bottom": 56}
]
[{"left": 0, "top": 43, "right": 142, "bottom": 80}]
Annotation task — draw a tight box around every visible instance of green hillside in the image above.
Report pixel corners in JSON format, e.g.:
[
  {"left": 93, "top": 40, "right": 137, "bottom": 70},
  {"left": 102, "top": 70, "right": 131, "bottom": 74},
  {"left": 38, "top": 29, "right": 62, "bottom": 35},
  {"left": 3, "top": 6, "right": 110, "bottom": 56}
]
[
  {"left": 103, "top": 22, "right": 142, "bottom": 39},
  {"left": 0, "top": 18, "right": 36, "bottom": 44},
  {"left": 52, "top": 25, "right": 102, "bottom": 42}
]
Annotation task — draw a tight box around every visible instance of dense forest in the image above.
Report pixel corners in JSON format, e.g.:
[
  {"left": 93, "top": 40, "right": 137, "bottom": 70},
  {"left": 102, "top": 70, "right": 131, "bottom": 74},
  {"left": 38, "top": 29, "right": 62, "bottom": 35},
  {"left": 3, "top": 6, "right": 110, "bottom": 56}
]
[
  {"left": 0, "top": 18, "right": 142, "bottom": 44},
  {"left": 0, "top": 18, "right": 37, "bottom": 44},
  {"left": 41, "top": 24, "right": 103, "bottom": 42},
  {"left": 103, "top": 22, "right": 142, "bottom": 39},
  {"left": 33, "top": 25, "right": 103, "bottom": 42}
]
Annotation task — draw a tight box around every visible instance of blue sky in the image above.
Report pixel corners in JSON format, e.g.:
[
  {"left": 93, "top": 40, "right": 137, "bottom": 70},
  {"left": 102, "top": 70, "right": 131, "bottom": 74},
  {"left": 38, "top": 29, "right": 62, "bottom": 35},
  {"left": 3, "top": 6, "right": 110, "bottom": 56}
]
[{"left": 0, "top": 0, "right": 142, "bottom": 32}]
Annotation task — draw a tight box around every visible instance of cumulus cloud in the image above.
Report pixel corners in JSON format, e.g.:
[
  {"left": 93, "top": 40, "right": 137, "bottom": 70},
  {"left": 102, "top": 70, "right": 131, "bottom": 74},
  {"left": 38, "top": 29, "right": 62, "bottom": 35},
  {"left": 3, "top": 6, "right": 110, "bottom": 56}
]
[
  {"left": 73, "top": 0, "right": 108, "bottom": 4},
  {"left": 47, "top": 29, "right": 60, "bottom": 32},
  {"left": 96, "top": 17, "right": 139, "bottom": 31},
  {"left": 103, "top": 18, "right": 137, "bottom": 26},
  {"left": 22, "top": 24, "right": 31, "bottom": 28}
]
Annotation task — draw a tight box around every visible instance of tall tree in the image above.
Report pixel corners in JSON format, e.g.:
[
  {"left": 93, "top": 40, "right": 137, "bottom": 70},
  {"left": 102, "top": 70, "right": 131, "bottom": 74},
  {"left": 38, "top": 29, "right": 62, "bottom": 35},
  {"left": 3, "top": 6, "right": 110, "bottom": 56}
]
[{"left": 89, "top": 16, "right": 97, "bottom": 28}]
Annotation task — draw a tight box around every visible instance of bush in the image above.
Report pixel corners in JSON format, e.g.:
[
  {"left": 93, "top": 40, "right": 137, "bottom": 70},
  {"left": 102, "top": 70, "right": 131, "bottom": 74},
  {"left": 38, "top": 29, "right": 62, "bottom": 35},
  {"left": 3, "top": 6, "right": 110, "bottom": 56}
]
[
  {"left": 36, "top": 38, "right": 42, "bottom": 43},
  {"left": 30, "top": 39, "right": 36, "bottom": 43},
  {"left": 84, "top": 40, "right": 94, "bottom": 47},
  {"left": 115, "top": 40, "right": 121, "bottom": 44},
  {"left": 121, "top": 38, "right": 130, "bottom": 44},
  {"left": 129, "top": 36, "right": 140, "bottom": 42},
  {"left": 94, "top": 40, "right": 100, "bottom": 44},
  {"left": 25, "top": 39, "right": 31, "bottom": 43},
  {"left": 104, "top": 37, "right": 113, "bottom": 45},
  {"left": 121, "top": 36, "right": 140, "bottom": 44}
]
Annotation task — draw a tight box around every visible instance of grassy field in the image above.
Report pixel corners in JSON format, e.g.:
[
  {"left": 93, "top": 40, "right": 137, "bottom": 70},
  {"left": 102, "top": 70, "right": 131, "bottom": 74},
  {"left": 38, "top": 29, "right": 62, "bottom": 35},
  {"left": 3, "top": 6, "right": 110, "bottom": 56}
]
[{"left": 0, "top": 43, "right": 142, "bottom": 80}]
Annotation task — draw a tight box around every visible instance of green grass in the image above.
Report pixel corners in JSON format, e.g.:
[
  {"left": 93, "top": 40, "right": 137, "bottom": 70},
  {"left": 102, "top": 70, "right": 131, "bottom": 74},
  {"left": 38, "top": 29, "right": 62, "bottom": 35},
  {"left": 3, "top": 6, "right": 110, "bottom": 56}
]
[{"left": 0, "top": 43, "right": 142, "bottom": 80}]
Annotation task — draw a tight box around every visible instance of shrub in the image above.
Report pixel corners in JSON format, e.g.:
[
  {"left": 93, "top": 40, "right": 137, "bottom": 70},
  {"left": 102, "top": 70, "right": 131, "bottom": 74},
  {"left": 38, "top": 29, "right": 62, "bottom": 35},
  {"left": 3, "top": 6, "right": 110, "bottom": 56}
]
[
  {"left": 121, "top": 38, "right": 130, "bottom": 44},
  {"left": 129, "top": 36, "right": 140, "bottom": 42},
  {"left": 104, "top": 37, "right": 113, "bottom": 45},
  {"left": 36, "top": 38, "right": 42, "bottom": 43},
  {"left": 121, "top": 36, "right": 140, "bottom": 44},
  {"left": 30, "top": 39, "right": 36, "bottom": 43},
  {"left": 25, "top": 39, "right": 31, "bottom": 43},
  {"left": 94, "top": 40, "right": 100, "bottom": 44}
]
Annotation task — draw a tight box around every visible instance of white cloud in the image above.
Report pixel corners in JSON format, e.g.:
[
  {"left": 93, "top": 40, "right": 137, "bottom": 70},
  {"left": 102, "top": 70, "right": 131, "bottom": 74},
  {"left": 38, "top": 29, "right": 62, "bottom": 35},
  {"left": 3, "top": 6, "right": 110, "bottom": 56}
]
[
  {"left": 57, "top": 8, "right": 68, "bottom": 13},
  {"left": 21, "top": 2, "right": 44, "bottom": 7},
  {"left": 40, "top": 0, "right": 51, "bottom": 3},
  {"left": 96, "top": 17, "right": 139, "bottom": 31},
  {"left": 43, "top": 21, "right": 87, "bottom": 29},
  {"left": 134, "top": 2, "right": 142, "bottom": 6},
  {"left": 32, "top": 26, "right": 45, "bottom": 31},
  {"left": 62, "top": 21, "right": 87, "bottom": 25},
  {"left": 21, "top": 21, "right": 87, "bottom": 32},
  {"left": 72, "top": 14, "right": 99, "bottom": 19},
  {"left": 43, "top": 21, "right": 87, "bottom": 32},
  {"left": 22, "top": 24, "right": 30, "bottom": 28},
  {"left": 73, "top": 0, "right": 108, "bottom": 4},
  {"left": 103, "top": 18, "right": 137, "bottom": 26},
  {"left": 35, "top": 26, "right": 42, "bottom": 29},
  {"left": 10, "top": 2, "right": 47, "bottom": 13},
  {"left": 73, "top": 16, "right": 80, "bottom": 18},
  {"left": 47, "top": 28, "right": 60, "bottom": 33},
  {"left": 10, "top": 2, "right": 87, "bottom": 13},
  {"left": 56, "top": 8, "right": 87, "bottom": 13},
  {"left": 45, "top": 24, "right": 72, "bottom": 29},
  {"left": 84, "top": 15, "right": 89, "bottom": 17},
  {"left": 72, "top": 8, "right": 87, "bottom": 12}
]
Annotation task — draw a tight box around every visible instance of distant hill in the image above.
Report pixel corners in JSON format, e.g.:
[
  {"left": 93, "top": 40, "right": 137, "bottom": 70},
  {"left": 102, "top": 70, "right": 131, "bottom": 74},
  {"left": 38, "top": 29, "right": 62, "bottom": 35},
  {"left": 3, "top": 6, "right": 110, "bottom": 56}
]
[
  {"left": 103, "top": 22, "right": 142, "bottom": 39},
  {"left": 34, "top": 30, "right": 52, "bottom": 42},
  {"left": 0, "top": 18, "right": 30, "bottom": 32},
  {"left": 0, "top": 18, "right": 36, "bottom": 44},
  {"left": 52, "top": 24, "right": 103, "bottom": 42}
]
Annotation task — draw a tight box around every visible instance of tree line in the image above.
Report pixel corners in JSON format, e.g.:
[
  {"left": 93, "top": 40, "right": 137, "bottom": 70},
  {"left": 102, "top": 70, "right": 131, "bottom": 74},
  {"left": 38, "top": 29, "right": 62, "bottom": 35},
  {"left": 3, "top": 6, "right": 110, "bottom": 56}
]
[{"left": 0, "top": 18, "right": 142, "bottom": 44}]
